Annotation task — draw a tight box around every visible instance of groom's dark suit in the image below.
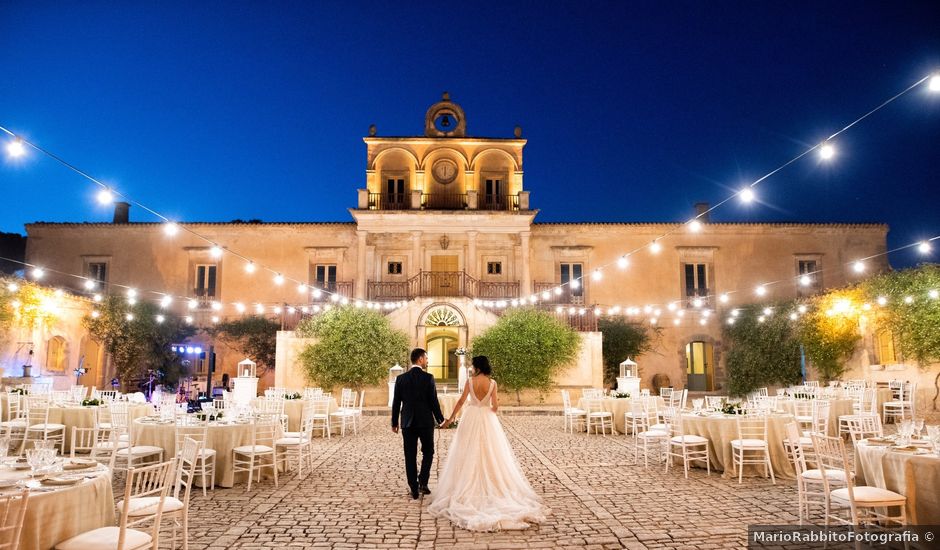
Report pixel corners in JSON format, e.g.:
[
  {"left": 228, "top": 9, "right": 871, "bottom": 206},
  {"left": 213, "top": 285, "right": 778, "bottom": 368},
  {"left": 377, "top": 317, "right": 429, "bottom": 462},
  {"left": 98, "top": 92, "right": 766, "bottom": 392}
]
[{"left": 391, "top": 365, "right": 445, "bottom": 492}]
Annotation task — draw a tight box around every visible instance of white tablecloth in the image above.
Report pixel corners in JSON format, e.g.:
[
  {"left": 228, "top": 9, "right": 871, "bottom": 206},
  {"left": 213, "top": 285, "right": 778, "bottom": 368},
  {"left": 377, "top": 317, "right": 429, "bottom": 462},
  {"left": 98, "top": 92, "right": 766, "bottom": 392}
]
[{"left": 855, "top": 440, "right": 940, "bottom": 525}]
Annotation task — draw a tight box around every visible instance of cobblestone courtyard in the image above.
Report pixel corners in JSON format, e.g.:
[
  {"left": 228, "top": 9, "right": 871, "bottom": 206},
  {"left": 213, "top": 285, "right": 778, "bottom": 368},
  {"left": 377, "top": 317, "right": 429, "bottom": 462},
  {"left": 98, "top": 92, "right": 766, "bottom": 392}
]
[{"left": 175, "top": 414, "right": 814, "bottom": 549}]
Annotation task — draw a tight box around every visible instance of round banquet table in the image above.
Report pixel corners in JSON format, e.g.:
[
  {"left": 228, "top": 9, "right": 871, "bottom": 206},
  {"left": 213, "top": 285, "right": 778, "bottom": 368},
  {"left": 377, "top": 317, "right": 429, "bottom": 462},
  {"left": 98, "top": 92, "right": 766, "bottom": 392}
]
[
  {"left": 282, "top": 398, "right": 339, "bottom": 432},
  {"left": 438, "top": 394, "right": 460, "bottom": 420},
  {"left": 855, "top": 439, "right": 940, "bottom": 525},
  {"left": 575, "top": 397, "right": 666, "bottom": 435},
  {"left": 777, "top": 398, "right": 853, "bottom": 436},
  {"left": 0, "top": 462, "right": 115, "bottom": 550},
  {"left": 45, "top": 404, "right": 154, "bottom": 453},
  {"left": 133, "top": 417, "right": 259, "bottom": 488},
  {"left": 680, "top": 412, "right": 796, "bottom": 479}
]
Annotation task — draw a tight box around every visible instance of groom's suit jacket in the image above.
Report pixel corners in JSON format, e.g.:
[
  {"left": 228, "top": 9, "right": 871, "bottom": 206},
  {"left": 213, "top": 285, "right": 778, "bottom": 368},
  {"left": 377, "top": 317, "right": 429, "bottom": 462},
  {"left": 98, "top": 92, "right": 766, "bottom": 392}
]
[{"left": 391, "top": 366, "right": 445, "bottom": 429}]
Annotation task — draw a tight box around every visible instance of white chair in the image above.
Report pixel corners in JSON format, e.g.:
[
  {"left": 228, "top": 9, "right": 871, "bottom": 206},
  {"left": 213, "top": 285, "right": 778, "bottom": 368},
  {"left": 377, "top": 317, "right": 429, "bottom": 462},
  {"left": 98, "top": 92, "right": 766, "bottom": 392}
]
[
  {"left": 663, "top": 407, "right": 709, "bottom": 478},
  {"left": 110, "top": 405, "right": 164, "bottom": 473},
  {"left": 330, "top": 391, "right": 359, "bottom": 436},
  {"left": 704, "top": 395, "right": 724, "bottom": 411},
  {"left": 175, "top": 416, "right": 216, "bottom": 497},
  {"left": 659, "top": 387, "right": 673, "bottom": 399},
  {"left": 840, "top": 388, "right": 877, "bottom": 436},
  {"left": 233, "top": 413, "right": 279, "bottom": 491},
  {"left": 845, "top": 415, "right": 883, "bottom": 446},
  {"left": 783, "top": 422, "right": 842, "bottom": 525},
  {"left": 309, "top": 397, "right": 332, "bottom": 439},
  {"left": 633, "top": 419, "right": 668, "bottom": 468},
  {"left": 277, "top": 403, "right": 315, "bottom": 476},
  {"left": 813, "top": 433, "right": 906, "bottom": 527},
  {"left": 583, "top": 398, "right": 613, "bottom": 436},
  {"left": 23, "top": 396, "right": 66, "bottom": 453},
  {"left": 0, "top": 489, "right": 29, "bottom": 549},
  {"left": 57, "top": 459, "right": 176, "bottom": 550},
  {"left": 0, "top": 393, "right": 27, "bottom": 450},
  {"left": 560, "top": 390, "right": 586, "bottom": 433},
  {"left": 730, "top": 414, "right": 775, "bottom": 484},
  {"left": 303, "top": 387, "right": 323, "bottom": 400},
  {"left": 883, "top": 382, "right": 915, "bottom": 423},
  {"left": 623, "top": 397, "right": 650, "bottom": 437}
]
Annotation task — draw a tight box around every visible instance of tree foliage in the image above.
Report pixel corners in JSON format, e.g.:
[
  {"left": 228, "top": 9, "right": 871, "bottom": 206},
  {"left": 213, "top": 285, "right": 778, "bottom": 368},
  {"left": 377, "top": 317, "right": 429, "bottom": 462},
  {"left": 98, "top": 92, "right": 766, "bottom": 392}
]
[
  {"left": 798, "top": 288, "right": 863, "bottom": 382},
  {"left": 0, "top": 277, "right": 60, "bottom": 330},
  {"left": 296, "top": 307, "right": 409, "bottom": 390},
  {"left": 83, "top": 296, "right": 196, "bottom": 390},
  {"left": 864, "top": 264, "right": 940, "bottom": 365},
  {"left": 723, "top": 303, "right": 803, "bottom": 396},
  {"left": 205, "top": 316, "right": 279, "bottom": 373},
  {"left": 597, "top": 317, "right": 659, "bottom": 387},
  {"left": 471, "top": 308, "right": 581, "bottom": 404}
]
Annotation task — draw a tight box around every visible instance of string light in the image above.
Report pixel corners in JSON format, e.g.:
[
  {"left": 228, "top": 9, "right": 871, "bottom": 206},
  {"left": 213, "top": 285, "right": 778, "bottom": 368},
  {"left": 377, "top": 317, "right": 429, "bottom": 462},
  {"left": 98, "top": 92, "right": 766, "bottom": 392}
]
[
  {"left": 930, "top": 75, "right": 940, "bottom": 92},
  {"left": 929, "top": 289, "right": 939, "bottom": 299},
  {"left": 877, "top": 296, "right": 888, "bottom": 306},
  {"left": 591, "top": 270, "right": 602, "bottom": 282},
  {"left": 273, "top": 274, "right": 284, "bottom": 285},
  {"left": 163, "top": 222, "right": 179, "bottom": 236},
  {"left": 297, "top": 283, "right": 307, "bottom": 294},
  {"left": 739, "top": 188, "right": 755, "bottom": 203},
  {"left": 617, "top": 256, "right": 629, "bottom": 269},
  {"left": 160, "top": 295, "right": 172, "bottom": 308},
  {"left": 311, "top": 288, "right": 322, "bottom": 299},
  {"left": 235, "top": 302, "right": 246, "bottom": 313},
  {"left": 188, "top": 299, "right": 198, "bottom": 309},
  {"left": 755, "top": 285, "right": 767, "bottom": 297},
  {"left": 83, "top": 279, "right": 96, "bottom": 290},
  {"left": 30, "top": 267, "right": 44, "bottom": 279},
  {"left": 799, "top": 274, "right": 812, "bottom": 286},
  {"left": 91, "top": 310, "right": 100, "bottom": 319},
  {"left": 210, "top": 246, "right": 223, "bottom": 258},
  {"left": 5, "top": 138, "right": 26, "bottom": 158},
  {"left": 93, "top": 293, "right": 102, "bottom": 302},
  {"left": 126, "top": 288, "right": 137, "bottom": 299},
  {"left": 649, "top": 240, "right": 662, "bottom": 254},
  {"left": 688, "top": 219, "right": 703, "bottom": 233},
  {"left": 96, "top": 188, "right": 114, "bottom": 205},
  {"left": 719, "top": 293, "right": 730, "bottom": 304},
  {"left": 904, "top": 296, "right": 914, "bottom": 304},
  {"left": 819, "top": 142, "right": 836, "bottom": 160},
  {"left": 570, "top": 279, "right": 581, "bottom": 290},
  {"left": 244, "top": 262, "right": 256, "bottom": 274},
  {"left": 125, "top": 313, "right": 134, "bottom": 321},
  {"left": 127, "top": 297, "right": 137, "bottom": 305},
  {"left": 155, "top": 314, "right": 165, "bottom": 323},
  {"left": 918, "top": 241, "right": 932, "bottom": 254},
  {"left": 852, "top": 261, "right": 866, "bottom": 273}
]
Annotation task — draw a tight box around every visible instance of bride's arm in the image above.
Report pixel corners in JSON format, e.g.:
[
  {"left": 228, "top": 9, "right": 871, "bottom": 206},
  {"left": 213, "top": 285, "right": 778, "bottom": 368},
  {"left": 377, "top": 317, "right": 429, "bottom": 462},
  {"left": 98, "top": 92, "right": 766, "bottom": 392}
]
[
  {"left": 491, "top": 381, "right": 499, "bottom": 413},
  {"left": 444, "top": 382, "right": 471, "bottom": 427}
]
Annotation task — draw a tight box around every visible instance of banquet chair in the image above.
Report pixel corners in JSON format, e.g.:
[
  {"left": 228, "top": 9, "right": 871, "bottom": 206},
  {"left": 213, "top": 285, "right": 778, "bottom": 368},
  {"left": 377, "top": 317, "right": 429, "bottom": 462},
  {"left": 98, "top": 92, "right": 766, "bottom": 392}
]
[
  {"left": 23, "top": 396, "right": 66, "bottom": 454},
  {"left": 704, "top": 396, "right": 724, "bottom": 411},
  {"left": 69, "top": 386, "right": 87, "bottom": 403},
  {"left": 583, "top": 398, "right": 613, "bottom": 436},
  {"left": 840, "top": 388, "right": 877, "bottom": 437},
  {"left": 110, "top": 406, "right": 164, "bottom": 473},
  {"left": 330, "top": 391, "right": 359, "bottom": 436},
  {"left": 844, "top": 415, "right": 883, "bottom": 446},
  {"left": 175, "top": 416, "right": 216, "bottom": 497},
  {"left": 633, "top": 414, "right": 668, "bottom": 469},
  {"left": 0, "top": 393, "right": 27, "bottom": 450},
  {"left": 276, "top": 404, "right": 316, "bottom": 476},
  {"left": 56, "top": 459, "right": 177, "bottom": 550},
  {"left": 639, "top": 389, "right": 650, "bottom": 397},
  {"left": 783, "top": 422, "right": 839, "bottom": 524},
  {"left": 348, "top": 390, "right": 366, "bottom": 433},
  {"left": 232, "top": 413, "right": 279, "bottom": 491},
  {"left": 730, "top": 414, "right": 775, "bottom": 484},
  {"left": 91, "top": 389, "right": 118, "bottom": 403},
  {"left": 813, "top": 433, "right": 906, "bottom": 528},
  {"left": 659, "top": 387, "right": 673, "bottom": 400},
  {"left": 121, "top": 439, "right": 200, "bottom": 550},
  {"left": 0, "top": 489, "right": 29, "bottom": 550},
  {"left": 309, "top": 398, "right": 332, "bottom": 439},
  {"left": 663, "top": 406, "right": 710, "bottom": 479},
  {"left": 303, "top": 387, "right": 323, "bottom": 400},
  {"left": 883, "top": 382, "right": 916, "bottom": 423},
  {"left": 560, "top": 390, "right": 586, "bottom": 433},
  {"left": 69, "top": 407, "right": 101, "bottom": 458},
  {"left": 623, "top": 397, "right": 650, "bottom": 437}
]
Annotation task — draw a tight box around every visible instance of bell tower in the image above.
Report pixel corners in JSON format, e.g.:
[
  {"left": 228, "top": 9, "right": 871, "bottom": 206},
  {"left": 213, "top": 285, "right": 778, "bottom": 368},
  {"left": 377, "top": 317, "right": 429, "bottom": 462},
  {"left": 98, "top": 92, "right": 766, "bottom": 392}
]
[{"left": 424, "top": 92, "right": 467, "bottom": 137}]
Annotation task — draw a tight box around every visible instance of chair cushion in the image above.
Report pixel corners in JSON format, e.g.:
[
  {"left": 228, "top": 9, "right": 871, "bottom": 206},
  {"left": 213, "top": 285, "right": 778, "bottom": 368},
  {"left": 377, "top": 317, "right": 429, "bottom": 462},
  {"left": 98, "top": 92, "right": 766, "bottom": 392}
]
[
  {"left": 831, "top": 486, "right": 906, "bottom": 504},
  {"left": 565, "top": 408, "right": 586, "bottom": 415},
  {"left": 671, "top": 435, "right": 708, "bottom": 444},
  {"left": 795, "top": 416, "right": 813, "bottom": 422},
  {"left": 731, "top": 438, "right": 768, "bottom": 448},
  {"left": 116, "top": 446, "right": 163, "bottom": 457},
  {"left": 649, "top": 423, "right": 668, "bottom": 431},
  {"left": 27, "top": 423, "right": 65, "bottom": 431},
  {"left": 176, "top": 448, "right": 216, "bottom": 457},
  {"left": 638, "top": 430, "right": 668, "bottom": 438},
  {"left": 798, "top": 436, "right": 814, "bottom": 446},
  {"left": 275, "top": 437, "right": 303, "bottom": 445},
  {"left": 283, "top": 431, "right": 300, "bottom": 438},
  {"left": 233, "top": 445, "right": 274, "bottom": 454},
  {"left": 117, "top": 496, "right": 185, "bottom": 516},
  {"left": 588, "top": 412, "right": 612, "bottom": 418},
  {"left": 0, "top": 419, "right": 27, "bottom": 427},
  {"left": 802, "top": 468, "right": 849, "bottom": 482},
  {"left": 55, "top": 526, "right": 152, "bottom": 550}
]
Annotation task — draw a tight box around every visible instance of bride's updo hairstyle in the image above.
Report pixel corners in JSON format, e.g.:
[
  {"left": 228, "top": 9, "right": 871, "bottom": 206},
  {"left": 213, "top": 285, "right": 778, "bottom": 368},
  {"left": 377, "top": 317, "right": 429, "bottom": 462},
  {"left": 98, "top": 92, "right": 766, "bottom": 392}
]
[{"left": 471, "top": 355, "right": 492, "bottom": 375}]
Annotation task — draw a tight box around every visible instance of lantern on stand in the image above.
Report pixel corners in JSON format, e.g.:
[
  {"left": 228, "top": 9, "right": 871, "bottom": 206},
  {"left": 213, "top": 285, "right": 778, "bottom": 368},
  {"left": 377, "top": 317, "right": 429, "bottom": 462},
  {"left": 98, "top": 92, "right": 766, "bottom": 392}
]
[
  {"left": 388, "top": 363, "right": 404, "bottom": 407},
  {"left": 233, "top": 358, "right": 258, "bottom": 408},
  {"left": 456, "top": 348, "right": 469, "bottom": 394},
  {"left": 617, "top": 358, "right": 640, "bottom": 397}
]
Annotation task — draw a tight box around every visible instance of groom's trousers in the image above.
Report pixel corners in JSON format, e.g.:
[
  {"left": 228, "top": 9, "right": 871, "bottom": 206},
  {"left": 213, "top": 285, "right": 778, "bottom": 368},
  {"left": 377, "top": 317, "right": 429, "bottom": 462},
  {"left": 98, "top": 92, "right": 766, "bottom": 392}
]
[{"left": 401, "top": 426, "right": 435, "bottom": 487}]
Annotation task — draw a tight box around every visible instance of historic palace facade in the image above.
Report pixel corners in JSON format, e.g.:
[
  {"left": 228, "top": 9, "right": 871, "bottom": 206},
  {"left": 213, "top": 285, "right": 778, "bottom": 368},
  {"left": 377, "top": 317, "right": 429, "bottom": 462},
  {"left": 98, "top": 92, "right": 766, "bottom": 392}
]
[{"left": 24, "top": 95, "right": 889, "bottom": 395}]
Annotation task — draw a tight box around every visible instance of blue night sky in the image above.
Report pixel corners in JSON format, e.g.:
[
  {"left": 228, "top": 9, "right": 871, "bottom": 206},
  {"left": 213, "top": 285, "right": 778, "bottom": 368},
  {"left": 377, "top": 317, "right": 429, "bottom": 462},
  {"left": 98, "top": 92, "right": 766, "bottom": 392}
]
[{"left": 1, "top": 1, "right": 939, "bottom": 267}]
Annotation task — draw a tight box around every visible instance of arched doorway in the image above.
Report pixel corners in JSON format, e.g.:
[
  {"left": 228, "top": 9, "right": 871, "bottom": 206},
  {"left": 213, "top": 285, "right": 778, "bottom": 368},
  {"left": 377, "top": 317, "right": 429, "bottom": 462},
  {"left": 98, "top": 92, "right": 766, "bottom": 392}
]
[
  {"left": 420, "top": 304, "right": 466, "bottom": 381},
  {"left": 685, "top": 340, "right": 715, "bottom": 391}
]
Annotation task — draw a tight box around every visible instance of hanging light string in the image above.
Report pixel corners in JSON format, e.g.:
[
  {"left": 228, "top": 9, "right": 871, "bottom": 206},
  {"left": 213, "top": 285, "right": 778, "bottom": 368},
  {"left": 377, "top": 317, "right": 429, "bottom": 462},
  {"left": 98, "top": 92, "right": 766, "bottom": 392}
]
[
  {"left": 0, "top": 254, "right": 405, "bottom": 323},
  {"left": 550, "top": 72, "right": 938, "bottom": 295},
  {"left": 0, "top": 124, "right": 350, "bottom": 303}
]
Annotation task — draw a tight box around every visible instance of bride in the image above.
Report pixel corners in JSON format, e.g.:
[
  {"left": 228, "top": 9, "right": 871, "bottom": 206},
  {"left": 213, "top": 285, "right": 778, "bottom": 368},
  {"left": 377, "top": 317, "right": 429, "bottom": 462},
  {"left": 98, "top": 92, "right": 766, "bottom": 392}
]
[{"left": 429, "top": 355, "right": 548, "bottom": 531}]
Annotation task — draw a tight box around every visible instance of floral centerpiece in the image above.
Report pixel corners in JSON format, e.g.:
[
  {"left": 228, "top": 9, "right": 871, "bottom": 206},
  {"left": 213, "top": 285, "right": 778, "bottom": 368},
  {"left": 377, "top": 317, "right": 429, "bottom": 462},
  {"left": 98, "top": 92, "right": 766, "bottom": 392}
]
[
  {"left": 81, "top": 398, "right": 101, "bottom": 407},
  {"left": 196, "top": 410, "right": 224, "bottom": 422},
  {"left": 454, "top": 347, "right": 468, "bottom": 356},
  {"left": 611, "top": 391, "right": 631, "bottom": 399},
  {"left": 10, "top": 388, "right": 27, "bottom": 395},
  {"left": 720, "top": 401, "right": 744, "bottom": 415},
  {"left": 285, "top": 392, "right": 302, "bottom": 400}
]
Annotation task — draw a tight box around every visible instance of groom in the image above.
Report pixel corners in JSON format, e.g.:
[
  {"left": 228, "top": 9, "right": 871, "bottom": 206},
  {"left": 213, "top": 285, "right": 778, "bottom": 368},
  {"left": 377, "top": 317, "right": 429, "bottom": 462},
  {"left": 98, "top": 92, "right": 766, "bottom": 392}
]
[{"left": 391, "top": 348, "right": 446, "bottom": 500}]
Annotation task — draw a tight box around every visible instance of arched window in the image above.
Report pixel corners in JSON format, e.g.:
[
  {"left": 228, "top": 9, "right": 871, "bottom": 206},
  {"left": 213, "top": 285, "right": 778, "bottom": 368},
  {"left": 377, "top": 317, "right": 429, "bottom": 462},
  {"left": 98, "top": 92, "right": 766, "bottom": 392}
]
[{"left": 46, "top": 336, "right": 68, "bottom": 372}]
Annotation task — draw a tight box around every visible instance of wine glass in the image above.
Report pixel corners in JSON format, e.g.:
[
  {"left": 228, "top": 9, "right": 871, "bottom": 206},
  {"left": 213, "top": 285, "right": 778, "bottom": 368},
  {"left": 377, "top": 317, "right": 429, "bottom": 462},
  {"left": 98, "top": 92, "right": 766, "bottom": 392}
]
[
  {"left": 0, "top": 437, "right": 9, "bottom": 462},
  {"left": 913, "top": 419, "right": 925, "bottom": 439},
  {"left": 26, "top": 449, "right": 43, "bottom": 475},
  {"left": 898, "top": 420, "right": 913, "bottom": 446}
]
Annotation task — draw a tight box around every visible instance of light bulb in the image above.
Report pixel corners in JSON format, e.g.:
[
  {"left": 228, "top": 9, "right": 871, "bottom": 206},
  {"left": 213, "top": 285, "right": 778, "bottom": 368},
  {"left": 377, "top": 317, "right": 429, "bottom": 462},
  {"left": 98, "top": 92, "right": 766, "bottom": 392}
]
[
  {"left": 96, "top": 189, "right": 114, "bottom": 205},
  {"left": 160, "top": 295, "right": 172, "bottom": 308},
  {"left": 798, "top": 305, "right": 807, "bottom": 314},
  {"left": 125, "top": 313, "right": 134, "bottom": 321},
  {"left": 591, "top": 270, "right": 602, "bottom": 281},
  {"left": 155, "top": 314, "right": 165, "bottom": 323},
  {"left": 211, "top": 301, "right": 222, "bottom": 311},
  {"left": 674, "top": 319, "right": 681, "bottom": 326},
  {"left": 739, "top": 188, "right": 755, "bottom": 203},
  {"left": 763, "top": 307, "right": 773, "bottom": 315},
  {"left": 852, "top": 261, "right": 865, "bottom": 273},
  {"left": 83, "top": 279, "right": 96, "bottom": 290},
  {"left": 570, "top": 279, "right": 581, "bottom": 290},
  {"left": 541, "top": 291, "right": 550, "bottom": 300},
  {"left": 698, "top": 318, "right": 706, "bottom": 326},
  {"left": 6, "top": 283, "right": 18, "bottom": 292},
  {"left": 904, "top": 296, "right": 913, "bottom": 304},
  {"left": 667, "top": 302, "right": 677, "bottom": 311},
  {"left": 650, "top": 240, "right": 662, "bottom": 254},
  {"left": 554, "top": 287, "right": 562, "bottom": 295},
  {"left": 311, "top": 288, "right": 322, "bottom": 299},
  {"left": 731, "top": 309, "right": 739, "bottom": 317},
  {"left": 184, "top": 316, "right": 193, "bottom": 324},
  {"left": 127, "top": 297, "right": 137, "bottom": 305},
  {"left": 719, "top": 293, "right": 729, "bottom": 304},
  {"left": 188, "top": 299, "right": 197, "bottom": 309},
  {"left": 91, "top": 310, "right": 100, "bottom": 319},
  {"left": 617, "top": 256, "right": 629, "bottom": 269},
  {"left": 819, "top": 142, "right": 835, "bottom": 160},
  {"left": 726, "top": 318, "right": 735, "bottom": 325},
  {"left": 273, "top": 274, "right": 284, "bottom": 285},
  {"left": 799, "top": 274, "right": 812, "bottom": 286},
  {"left": 163, "top": 222, "right": 179, "bottom": 236},
  {"left": 297, "top": 283, "right": 307, "bottom": 293},
  {"left": 245, "top": 262, "right": 256, "bottom": 274},
  {"left": 929, "top": 74, "right": 940, "bottom": 92},
  {"left": 126, "top": 288, "right": 137, "bottom": 298},
  {"left": 688, "top": 219, "right": 702, "bottom": 233},
  {"left": 210, "top": 246, "right": 223, "bottom": 258},
  {"left": 877, "top": 296, "right": 887, "bottom": 306},
  {"left": 929, "top": 289, "right": 939, "bottom": 299},
  {"left": 789, "top": 313, "right": 798, "bottom": 321},
  {"left": 31, "top": 267, "right": 44, "bottom": 279},
  {"left": 757, "top": 315, "right": 765, "bottom": 323},
  {"left": 6, "top": 139, "right": 26, "bottom": 158},
  {"left": 93, "top": 293, "right": 102, "bottom": 302},
  {"left": 692, "top": 298, "right": 703, "bottom": 308},
  {"left": 211, "top": 316, "right": 220, "bottom": 323},
  {"left": 755, "top": 285, "right": 767, "bottom": 296},
  {"left": 235, "top": 302, "right": 246, "bottom": 313},
  {"left": 918, "top": 241, "right": 932, "bottom": 254}
]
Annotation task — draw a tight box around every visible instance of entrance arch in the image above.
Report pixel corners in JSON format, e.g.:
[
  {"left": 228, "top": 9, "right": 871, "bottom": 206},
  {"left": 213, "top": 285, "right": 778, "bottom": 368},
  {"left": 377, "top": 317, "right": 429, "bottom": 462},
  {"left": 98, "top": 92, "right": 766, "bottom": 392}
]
[
  {"left": 684, "top": 340, "right": 715, "bottom": 391},
  {"left": 417, "top": 303, "right": 467, "bottom": 381}
]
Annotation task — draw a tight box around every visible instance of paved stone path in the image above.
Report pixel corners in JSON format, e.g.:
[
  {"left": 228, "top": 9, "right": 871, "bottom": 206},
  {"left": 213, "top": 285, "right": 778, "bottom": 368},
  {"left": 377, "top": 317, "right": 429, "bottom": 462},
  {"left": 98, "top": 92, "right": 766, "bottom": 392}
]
[{"left": 172, "top": 414, "right": 821, "bottom": 549}]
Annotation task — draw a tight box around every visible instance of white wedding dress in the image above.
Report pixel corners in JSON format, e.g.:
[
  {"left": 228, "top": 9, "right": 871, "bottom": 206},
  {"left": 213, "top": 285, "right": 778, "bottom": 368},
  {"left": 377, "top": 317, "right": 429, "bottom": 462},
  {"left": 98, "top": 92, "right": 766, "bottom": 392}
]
[{"left": 428, "top": 379, "right": 548, "bottom": 531}]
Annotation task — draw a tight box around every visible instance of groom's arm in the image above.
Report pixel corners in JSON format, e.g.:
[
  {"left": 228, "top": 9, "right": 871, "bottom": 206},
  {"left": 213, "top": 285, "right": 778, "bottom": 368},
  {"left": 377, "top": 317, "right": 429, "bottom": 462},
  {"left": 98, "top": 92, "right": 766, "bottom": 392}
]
[
  {"left": 427, "top": 375, "right": 446, "bottom": 425},
  {"left": 391, "top": 376, "right": 403, "bottom": 432}
]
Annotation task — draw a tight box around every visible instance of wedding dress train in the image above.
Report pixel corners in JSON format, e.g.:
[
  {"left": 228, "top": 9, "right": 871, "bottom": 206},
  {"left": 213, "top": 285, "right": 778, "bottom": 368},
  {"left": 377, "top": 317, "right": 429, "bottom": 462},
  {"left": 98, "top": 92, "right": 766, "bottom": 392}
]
[{"left": 428, "top": 379, "right": 548, "bottom": 531}]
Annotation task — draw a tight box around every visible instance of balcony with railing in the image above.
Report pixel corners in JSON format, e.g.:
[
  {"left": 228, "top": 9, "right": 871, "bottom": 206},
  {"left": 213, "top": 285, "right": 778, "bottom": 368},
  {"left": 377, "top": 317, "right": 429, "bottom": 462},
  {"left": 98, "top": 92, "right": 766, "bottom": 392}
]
[
  {"left": 367, "top": 193, "right": 408, "bottom": 210},
  {"left": 421, "top": 193, "right": 467, "bottom": 210},
  {"left": 533, "top": 282, "right": 585, "bottom": 305},
  {"left": 357, "top": 188, "right": 528, "bottom": 212},
  {"left": 310, "top": 281, "right": 355, "bottom": 301},
  {"left": 192, "top": 288, "right": 217, "bottom": 309},
  {"left": 684, "top": 287, "right": 710, "bottom": 308},
  {"left": 368, "top": 271, "right": 519, "bottom": 301}
]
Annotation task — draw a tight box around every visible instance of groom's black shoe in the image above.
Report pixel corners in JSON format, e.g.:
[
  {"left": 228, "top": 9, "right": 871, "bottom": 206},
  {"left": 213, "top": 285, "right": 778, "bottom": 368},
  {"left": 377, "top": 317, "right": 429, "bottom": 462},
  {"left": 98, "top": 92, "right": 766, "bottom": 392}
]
[
  {"left": 419, "top": 485, "right": 431, "bottom": 495},
  {"left": 409, "top": 486, "right": 419, "bottom": 500}
]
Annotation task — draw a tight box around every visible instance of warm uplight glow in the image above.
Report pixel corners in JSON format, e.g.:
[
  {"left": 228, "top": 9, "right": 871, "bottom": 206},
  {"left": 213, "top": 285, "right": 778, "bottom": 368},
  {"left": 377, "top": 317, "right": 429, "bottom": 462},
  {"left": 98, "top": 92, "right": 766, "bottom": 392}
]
[
  {"left": 96, "top": 188, "right": 114, "bottom": 205},
  {"left": 245, "top": 262, "right": 256, "bottom": 274},
  {"left": 755, "top": 285, "right": 767, "bottom": 296},
  {"left": 617, "top": 256, "right": 629, "bottom": 269},
  {"left": 650, "top": 240, "right": 662, "bottom": 254},
  {"left": 852, "top": 261, "right": 865, "bottom": 273},
  {"left": 688, "top": 219, "right": 702, "bottom": 233},
  {"left": 739, "top": 188, "right": 755, "bottom": 203},
  {"left": 918, "top": 241, "right": 932, "bottom": 254},
  {"left": 163, "top": 222, "right": 179, "bottom": 236},
  {"left": 273, "top": 274, "right": 284, "bottom": 285},
  {"left": 210, "top": 246, "right": 223, "bottom": 258},
  {"left": 6, "top": 139, "right": 26, "bottom": 158},
  {"left": 819, "top": 142, "right": 836, "bottom": 160}
]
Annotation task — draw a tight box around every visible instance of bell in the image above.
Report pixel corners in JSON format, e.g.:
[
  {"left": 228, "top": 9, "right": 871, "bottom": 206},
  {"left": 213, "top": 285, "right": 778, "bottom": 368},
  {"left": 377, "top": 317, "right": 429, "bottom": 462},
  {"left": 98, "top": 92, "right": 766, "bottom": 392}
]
[{"left": 440, "top": 114, "right": 451, "bottom": 128}]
